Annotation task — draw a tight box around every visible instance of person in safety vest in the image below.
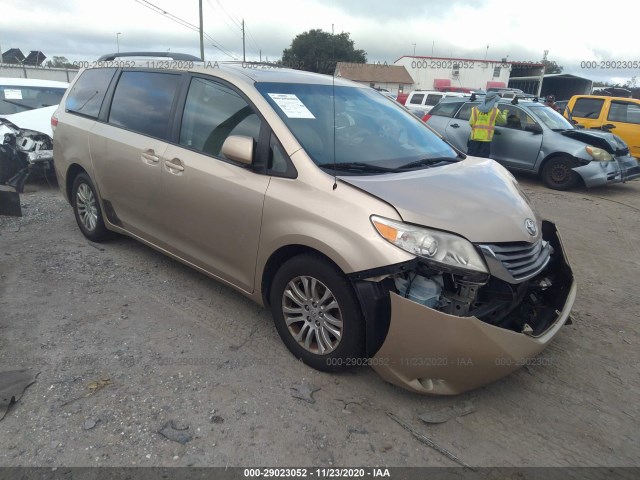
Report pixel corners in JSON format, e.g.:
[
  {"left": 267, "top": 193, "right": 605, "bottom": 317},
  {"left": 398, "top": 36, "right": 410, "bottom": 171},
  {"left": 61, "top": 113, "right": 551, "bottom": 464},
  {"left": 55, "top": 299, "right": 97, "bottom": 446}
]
[{"left": 467, "top": 91, "right": 507, "bottom": 158}]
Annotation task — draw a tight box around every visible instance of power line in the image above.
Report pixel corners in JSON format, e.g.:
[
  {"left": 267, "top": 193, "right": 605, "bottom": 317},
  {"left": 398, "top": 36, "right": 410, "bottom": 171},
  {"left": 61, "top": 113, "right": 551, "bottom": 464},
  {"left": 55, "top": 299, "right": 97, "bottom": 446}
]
[{"left": 131, "top": 0, "right": 239, "bottom": 59}]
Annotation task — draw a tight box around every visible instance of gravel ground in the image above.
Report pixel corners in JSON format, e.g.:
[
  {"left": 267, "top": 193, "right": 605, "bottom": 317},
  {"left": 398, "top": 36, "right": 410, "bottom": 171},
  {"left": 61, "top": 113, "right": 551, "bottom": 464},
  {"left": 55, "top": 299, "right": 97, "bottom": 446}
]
[{"left": 0, "top": 175, "right": 639, "bottom": 468}]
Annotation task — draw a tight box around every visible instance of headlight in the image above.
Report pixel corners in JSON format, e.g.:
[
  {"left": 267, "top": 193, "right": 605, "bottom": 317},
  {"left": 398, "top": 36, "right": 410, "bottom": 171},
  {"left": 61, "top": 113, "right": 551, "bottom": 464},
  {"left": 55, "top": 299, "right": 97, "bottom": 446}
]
[
  {"left": 371, "top": 216, "right": 488, "bottom": 273},
  {"left": 585, "top": 146, "right": 613, "bottom": 161}
]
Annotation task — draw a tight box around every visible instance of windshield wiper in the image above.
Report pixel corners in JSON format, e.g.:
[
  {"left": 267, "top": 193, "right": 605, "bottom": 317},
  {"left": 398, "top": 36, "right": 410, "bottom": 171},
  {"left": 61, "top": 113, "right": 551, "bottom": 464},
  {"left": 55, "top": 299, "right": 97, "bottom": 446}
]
[
  {"left": 1, "top": 99, "right": 35, "bottom": 111},
  {"left": 396, "top": 157, "right": 458, "bottom": 170},
  {"left": 317, "top": 162, "right": 400, "bottom": 173}
]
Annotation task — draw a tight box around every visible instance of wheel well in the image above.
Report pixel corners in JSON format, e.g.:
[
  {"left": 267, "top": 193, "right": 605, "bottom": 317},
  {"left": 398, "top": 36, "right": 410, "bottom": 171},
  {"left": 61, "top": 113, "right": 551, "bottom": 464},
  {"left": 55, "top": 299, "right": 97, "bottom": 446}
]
[
  {"left": 65, "top": 164, "right": 87, "bottom": 202},
  {"left": 261, "top": 245, "right": 343, "bottom": 307}
]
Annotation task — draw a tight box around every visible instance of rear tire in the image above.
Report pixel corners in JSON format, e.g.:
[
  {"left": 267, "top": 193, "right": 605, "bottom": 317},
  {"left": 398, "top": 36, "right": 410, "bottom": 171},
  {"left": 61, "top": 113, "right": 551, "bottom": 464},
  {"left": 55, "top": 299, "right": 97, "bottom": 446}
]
[
  {"left": 71, "top": 172, "right": 110, "bottom": 241},
  {"left": 541, "top": 156, "right": 580, "bottom": 190},
  {"left": 270, "top": 254, "right": 365, "bottom": 372}
]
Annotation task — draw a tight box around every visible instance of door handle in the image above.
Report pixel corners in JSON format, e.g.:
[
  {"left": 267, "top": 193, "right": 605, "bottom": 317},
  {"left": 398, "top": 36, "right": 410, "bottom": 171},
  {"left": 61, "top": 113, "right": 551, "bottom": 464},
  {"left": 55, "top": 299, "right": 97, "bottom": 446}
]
[
  {"left": 141, "top": 149, "right": 159, "bottom": 164},
  {"left": 451, "top": 123, "right": 460, "bottom": 128},
  {"left": 164, "top": 159, "right": 184, "bottom": 173}
]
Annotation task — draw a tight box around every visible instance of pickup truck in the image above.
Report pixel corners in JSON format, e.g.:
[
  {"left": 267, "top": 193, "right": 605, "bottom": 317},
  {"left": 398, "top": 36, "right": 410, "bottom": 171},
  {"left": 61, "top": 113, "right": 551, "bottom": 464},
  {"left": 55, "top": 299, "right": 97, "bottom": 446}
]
[{"left": 565, "top": 95, "right": 640, "bottom": 158}]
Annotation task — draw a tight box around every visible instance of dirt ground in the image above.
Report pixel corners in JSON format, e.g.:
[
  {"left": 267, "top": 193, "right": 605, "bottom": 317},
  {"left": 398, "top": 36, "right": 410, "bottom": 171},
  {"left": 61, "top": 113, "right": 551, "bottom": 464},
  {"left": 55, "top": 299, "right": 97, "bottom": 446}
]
[{"left": 0, "top": 174, "right": 639, "bottom": 468}]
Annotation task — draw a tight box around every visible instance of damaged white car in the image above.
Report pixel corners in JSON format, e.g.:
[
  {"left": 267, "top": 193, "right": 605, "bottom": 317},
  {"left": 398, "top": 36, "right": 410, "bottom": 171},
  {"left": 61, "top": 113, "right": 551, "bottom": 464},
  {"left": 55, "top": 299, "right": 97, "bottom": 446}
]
[{"left": 0, "top": 78, "right": 68, "bottom": 216}]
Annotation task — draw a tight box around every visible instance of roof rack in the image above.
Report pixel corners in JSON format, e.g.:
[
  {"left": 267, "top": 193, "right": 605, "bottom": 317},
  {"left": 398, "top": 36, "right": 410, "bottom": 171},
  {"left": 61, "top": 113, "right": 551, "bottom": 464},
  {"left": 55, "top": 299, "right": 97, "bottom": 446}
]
[{"left": 97, "top": 52, "right": 203, "bottom": 61}]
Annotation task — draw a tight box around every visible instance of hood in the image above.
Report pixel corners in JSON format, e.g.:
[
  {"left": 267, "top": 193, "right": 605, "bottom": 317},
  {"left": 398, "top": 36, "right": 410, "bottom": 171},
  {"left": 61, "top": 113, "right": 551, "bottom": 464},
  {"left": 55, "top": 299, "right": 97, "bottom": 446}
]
[
  {"left": 340, "top": 158, "right": 541, "bottom": 244},
  {"left": 561, "top": 129, "right": 628, "bottom": 155},
  {"left": 0, "top": 105, "right": 57, "bottom": 138}
]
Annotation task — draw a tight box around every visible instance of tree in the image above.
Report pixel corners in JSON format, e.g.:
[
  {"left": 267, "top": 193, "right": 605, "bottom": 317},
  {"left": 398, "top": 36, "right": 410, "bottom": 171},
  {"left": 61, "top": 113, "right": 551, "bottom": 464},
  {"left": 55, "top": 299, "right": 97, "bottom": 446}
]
[
  {"left": 282, "top": 29, "right": 366, "bottom": 74},
  {"left": 45, "top": 56, "right": 75, "bottom": 69},
  {"left": 541, "top": 59, "right": 563, "bottom": 74}
]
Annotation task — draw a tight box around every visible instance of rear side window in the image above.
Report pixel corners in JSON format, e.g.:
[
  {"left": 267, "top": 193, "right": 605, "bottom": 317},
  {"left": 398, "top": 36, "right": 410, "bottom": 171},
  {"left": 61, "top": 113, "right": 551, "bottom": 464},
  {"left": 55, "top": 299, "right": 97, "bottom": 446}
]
[
  {"left": 456, "top": 103, "right": 475, "bottom": 121},
  {"left": 179, "top": 77, "right": 261, "bottom": 160},
  {"left": 425, "top": 94, "right": 443, "bottom": 106},
  {"left": 108, "top": 71, "right": 181, "bottom": 139},
  {"left": 66, "top": 68, "right": 116, "bottom": 118},
  {"left": 608, "top": 101, "right": 640, "bottom": 124},
  {"left": 572, "top": 98, "right": 604, "bottom": 119},
  {"left": 409, "top": 94, "right": 425, "bottom": 105},
  {"left": 429, "top": 102, "right": 462, "bottom": 118}
]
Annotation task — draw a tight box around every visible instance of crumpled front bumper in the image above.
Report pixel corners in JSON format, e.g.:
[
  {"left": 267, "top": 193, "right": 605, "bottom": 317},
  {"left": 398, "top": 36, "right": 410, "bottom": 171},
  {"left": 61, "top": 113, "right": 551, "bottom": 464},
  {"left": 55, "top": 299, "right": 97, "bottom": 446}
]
[
  {"left": 573, "top": 155, "right": 640, "bottom": 188},
  {"left": 372, "top": 223, "right": 576, "bottom": 395}
]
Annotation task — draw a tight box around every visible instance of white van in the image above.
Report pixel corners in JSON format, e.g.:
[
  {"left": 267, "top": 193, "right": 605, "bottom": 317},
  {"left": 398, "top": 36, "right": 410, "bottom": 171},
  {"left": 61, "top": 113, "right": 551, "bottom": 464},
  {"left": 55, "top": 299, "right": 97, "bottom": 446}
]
[{"left": 405, "top": 90, "right": 468, "bottom": 113}]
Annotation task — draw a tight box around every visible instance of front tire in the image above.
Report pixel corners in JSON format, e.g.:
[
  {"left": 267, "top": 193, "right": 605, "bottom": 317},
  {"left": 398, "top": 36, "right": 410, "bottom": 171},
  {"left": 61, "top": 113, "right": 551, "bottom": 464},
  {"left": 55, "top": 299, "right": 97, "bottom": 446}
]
[
  {"left": 72, "top": 172, "right": 109, "bottom": 241},
  {"left": 541, "top": 156, "right": 580, "bottom": 190},
  {"left": 270, "top": 254, "right": 365, "bottom": 372}
]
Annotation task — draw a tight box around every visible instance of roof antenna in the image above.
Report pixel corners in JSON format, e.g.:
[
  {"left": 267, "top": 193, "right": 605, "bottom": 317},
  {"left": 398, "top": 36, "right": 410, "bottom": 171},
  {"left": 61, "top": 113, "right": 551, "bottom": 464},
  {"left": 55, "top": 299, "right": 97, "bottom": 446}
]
[{"left": 332, "top": 23, "right": 337, "bottom": 191}]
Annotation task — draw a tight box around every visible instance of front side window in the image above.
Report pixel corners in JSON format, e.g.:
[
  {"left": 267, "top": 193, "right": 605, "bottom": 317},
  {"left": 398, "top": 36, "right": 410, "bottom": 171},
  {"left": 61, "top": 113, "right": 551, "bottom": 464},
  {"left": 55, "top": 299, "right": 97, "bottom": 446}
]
[
  {"left": 108, "top": 71, "right": 181, "bottom": 139},
  {"left": 501, "top": 105, "right": 536, "bottom": 130},
  {"left": 529, "top": 105, "right": 574, "bottom": 130},
  {"left": 66, "top": 68, "right": 116, "bottom": 118},
  {"left": 608, "top": 101, "right": 640, "bottom": 124},
  {"left": 179, "top": 77, "right": 261, "bottom": 160},
  {"left": 572, "top": 98, "right": 604, "bottom": 119}
]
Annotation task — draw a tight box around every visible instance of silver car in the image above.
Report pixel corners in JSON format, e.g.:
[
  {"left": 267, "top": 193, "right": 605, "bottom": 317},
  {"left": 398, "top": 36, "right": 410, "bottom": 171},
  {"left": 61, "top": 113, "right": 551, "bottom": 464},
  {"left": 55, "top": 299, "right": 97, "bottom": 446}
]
[{"left": 425, "top": 98, "right": 640, "bottom": 190}]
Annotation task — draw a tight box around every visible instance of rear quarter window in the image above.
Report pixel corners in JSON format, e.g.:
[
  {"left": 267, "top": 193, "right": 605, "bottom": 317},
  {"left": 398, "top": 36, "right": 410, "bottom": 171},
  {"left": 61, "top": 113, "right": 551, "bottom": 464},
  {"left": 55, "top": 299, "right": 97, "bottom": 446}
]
[
  {"left": 409, "top": 93, "right": 425, "bottom": 105},
  {"left": 429, "top": 102, "right": 462, "bottom": 118},
  {"left": 65, "top": 68, "right": 117, "bottom": 118},
  {"left": 572, "top": 98, "right": 604, "bottom": 119},
  {"left": 425, "top": 94, "right": 443, "bottom": 106}
]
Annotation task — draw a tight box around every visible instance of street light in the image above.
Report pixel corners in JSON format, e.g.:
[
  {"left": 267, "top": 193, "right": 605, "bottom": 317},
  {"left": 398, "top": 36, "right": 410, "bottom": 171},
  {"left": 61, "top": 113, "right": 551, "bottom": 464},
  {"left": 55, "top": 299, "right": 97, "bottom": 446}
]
[{"left": 116, "top": 32, "right": 121, "bottom": 53}]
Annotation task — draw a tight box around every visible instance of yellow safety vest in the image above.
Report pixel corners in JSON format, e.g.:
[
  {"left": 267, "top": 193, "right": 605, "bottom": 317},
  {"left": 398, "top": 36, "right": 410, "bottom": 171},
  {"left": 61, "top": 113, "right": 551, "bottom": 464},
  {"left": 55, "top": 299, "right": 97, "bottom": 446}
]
[{"left": 469, "top": 107, "right": 503, "bottom": 142}]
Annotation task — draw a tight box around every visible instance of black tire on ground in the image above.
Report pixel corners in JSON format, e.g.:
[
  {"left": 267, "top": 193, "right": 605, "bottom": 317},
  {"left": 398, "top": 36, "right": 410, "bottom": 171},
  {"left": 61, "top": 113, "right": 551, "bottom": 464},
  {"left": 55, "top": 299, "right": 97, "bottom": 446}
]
[
  {"left": 269, "top": 254, "right": 365, "bottom": 372},
  {"left": 71, "top": 172, "right": 110, "bottom": 241},
  {"left": 541, "top": 156, "right": 581, "bottom": 190}
]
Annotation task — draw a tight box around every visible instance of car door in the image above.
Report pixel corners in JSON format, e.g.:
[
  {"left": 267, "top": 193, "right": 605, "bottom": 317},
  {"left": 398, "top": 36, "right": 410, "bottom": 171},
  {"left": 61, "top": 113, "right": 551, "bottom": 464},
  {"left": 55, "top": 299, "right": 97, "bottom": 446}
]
[
  {"left": 606, "top": 100, "right": 640, "bottom": 157},
  {"left": 490, "top": 105, "right": 542, "bottom": 170},
  {"left": 159, "top": 76, "right": 270, "bottom": 292},
  {"left": 90, "top": 70, "right": 182, "bottom": 244},
  {"left": 444, "top": 102, "right": 473, "bottom": 151}
]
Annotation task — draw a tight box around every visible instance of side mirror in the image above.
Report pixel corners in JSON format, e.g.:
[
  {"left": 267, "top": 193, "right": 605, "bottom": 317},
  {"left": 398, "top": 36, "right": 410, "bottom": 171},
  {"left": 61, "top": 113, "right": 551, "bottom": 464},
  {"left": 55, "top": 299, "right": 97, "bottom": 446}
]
[
  {"left": 221, "top": 135, "right": 254, "bottom": 165},
  {"left": 525, "top": 124, "right": 543, "bottom": 134}
]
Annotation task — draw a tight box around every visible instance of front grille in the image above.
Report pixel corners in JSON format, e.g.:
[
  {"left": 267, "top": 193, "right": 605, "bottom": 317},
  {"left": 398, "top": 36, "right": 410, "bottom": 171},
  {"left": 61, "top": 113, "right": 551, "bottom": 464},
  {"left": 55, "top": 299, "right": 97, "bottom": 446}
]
[{"left": 478, "top": 239, "right": 551, "bottom": 284}]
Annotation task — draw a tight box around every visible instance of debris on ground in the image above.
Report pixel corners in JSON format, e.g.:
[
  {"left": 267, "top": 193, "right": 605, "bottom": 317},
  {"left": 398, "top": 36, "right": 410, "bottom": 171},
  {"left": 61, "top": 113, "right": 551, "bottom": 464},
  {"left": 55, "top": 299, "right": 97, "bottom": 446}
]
[
  {"left": 83, "top": 418, "right": 99, "bottom": 430},
  {"left": 87, "top": 378, "right": 112, "bottom": 394},
  {"left": 291, "top": 384, "right": 320, "bottom": 404},
  {"left": 418, "top": 400, "right": 476, "bottom": 425},
  {"left": 210, "top": 415, "right": 224, "bottom": 424},
  {"left": 387, "top": 411, "right": 473, "bottom": 469},
  {"left": 0, "top": 369, "right": 39, "bottom": 421},
  {"left": 158, "top": 420, "right": 193, "bottom": 444}
]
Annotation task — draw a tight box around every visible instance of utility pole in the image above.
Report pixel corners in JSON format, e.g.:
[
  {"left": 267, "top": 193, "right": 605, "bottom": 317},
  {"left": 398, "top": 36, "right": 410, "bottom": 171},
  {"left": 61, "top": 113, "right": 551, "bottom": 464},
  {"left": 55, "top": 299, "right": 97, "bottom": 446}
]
[
  {"left": 199, "top": 0, "right": 204, "bottom": 61},
  {"left": 242, "top": 19, "right": 246, "bottom": 63}
]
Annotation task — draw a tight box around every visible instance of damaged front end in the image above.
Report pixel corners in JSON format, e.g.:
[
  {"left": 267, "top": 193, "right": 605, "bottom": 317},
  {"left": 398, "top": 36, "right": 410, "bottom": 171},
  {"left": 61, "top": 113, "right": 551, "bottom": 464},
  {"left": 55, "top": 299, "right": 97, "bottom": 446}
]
[
  {"left": 0, "top": 118, "right": 54, "bottom": 216},
  {"left": 351, "top": 221, "right": 575, "bottom": 395}
]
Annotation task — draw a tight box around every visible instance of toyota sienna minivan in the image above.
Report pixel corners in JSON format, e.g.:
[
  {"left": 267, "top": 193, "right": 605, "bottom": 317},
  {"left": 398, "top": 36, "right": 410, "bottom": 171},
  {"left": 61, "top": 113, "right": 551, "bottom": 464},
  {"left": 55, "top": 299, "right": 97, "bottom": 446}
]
[{"left": 52, "top": 53, "right": 576, "bottom": 395}]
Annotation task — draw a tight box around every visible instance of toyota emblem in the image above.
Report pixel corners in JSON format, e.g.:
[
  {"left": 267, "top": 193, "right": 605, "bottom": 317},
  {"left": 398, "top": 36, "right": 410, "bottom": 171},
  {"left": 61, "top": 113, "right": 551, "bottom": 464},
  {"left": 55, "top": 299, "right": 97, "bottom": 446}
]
[{"left": 525, "top": 218, "right": 537, "bottom": 236}]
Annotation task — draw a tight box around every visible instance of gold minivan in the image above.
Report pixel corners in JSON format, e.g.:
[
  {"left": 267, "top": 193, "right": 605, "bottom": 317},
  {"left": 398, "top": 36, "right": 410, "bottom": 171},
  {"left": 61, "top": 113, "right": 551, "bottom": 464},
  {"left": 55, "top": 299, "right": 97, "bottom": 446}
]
[{"left": 52, "top": 53, "right": 576, "bottom": 395}]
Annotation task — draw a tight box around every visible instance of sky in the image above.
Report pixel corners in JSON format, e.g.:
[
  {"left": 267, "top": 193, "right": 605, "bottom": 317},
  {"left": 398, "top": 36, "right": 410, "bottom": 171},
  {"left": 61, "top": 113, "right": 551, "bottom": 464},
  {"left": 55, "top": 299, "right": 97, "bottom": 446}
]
[{"left": 1, "top": 0, "right": 638, "bottom": 85}]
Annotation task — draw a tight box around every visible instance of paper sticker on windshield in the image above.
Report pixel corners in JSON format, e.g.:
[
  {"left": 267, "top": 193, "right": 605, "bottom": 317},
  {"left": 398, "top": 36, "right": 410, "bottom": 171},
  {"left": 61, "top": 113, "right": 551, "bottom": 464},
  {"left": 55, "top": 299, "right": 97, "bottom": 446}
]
[
  {"left": 3, "top": 89, "right": 23, "bottom": 100},
  {"left": 268, "top": 93, "right": 315, "bottom": 119}
]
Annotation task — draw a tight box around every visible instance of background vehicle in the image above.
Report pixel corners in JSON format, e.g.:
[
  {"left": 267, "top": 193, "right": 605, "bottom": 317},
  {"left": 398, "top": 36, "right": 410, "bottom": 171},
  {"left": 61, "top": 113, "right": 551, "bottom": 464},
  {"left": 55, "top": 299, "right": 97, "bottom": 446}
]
[
  {"left": 565, "top": 95, "right": 640, "bottom": 158},
  {"left": 404, "top": 90, "right": 467, "bottom": 113},
  {"left": 425, "top": 97, "right": 640, "bottom": 190},
  {"left": 53, "top": 56, "right": 575, "bottom": 394},
  {"left": 0, "top": 78, "right": 68, "bottom": 216}
]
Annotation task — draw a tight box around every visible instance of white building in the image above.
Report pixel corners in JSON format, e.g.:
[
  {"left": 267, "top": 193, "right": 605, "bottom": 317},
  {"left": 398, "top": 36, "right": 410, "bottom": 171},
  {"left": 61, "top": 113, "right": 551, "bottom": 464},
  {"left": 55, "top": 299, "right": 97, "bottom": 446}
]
[{"left": 394, "top": 55, "right": 514, "bottom": 92}]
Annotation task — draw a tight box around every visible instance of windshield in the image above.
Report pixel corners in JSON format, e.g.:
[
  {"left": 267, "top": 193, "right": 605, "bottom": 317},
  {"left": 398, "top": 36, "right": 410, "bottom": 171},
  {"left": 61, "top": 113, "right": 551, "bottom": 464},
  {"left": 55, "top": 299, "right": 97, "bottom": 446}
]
[
  {"left": 0, "top": 85, "right": 66, "bottom": 114},
  {"left": 256, "top": 82, "right": 458, "bottom": 170},
  {"left": 529, "top": 105, "right": 574, "bottom": 130}
]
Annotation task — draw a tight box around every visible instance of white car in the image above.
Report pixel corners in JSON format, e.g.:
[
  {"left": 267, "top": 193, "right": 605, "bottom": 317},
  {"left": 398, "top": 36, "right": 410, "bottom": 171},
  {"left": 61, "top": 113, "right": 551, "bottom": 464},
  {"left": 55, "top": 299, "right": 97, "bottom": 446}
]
[{"left": 1, "top": 78, "right": 68, "bottom": 215}]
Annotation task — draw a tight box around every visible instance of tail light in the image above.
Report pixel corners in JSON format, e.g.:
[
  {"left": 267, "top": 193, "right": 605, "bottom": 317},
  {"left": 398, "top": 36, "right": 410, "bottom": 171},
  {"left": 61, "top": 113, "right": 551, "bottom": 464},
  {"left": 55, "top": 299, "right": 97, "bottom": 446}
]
[
  {"left": 422, "top": 114, "right": 431, "bottom": 122},
  {"left": 51, "top": 113, "right": 58, "bottom": 132}
]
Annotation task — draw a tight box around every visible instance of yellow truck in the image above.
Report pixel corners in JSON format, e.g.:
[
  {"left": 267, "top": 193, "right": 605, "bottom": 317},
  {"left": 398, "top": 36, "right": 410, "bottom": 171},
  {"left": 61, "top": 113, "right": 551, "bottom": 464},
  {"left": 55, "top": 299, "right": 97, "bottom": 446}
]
[{"left": 565, "top": 95, "right": 640, "bottom": 158}]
